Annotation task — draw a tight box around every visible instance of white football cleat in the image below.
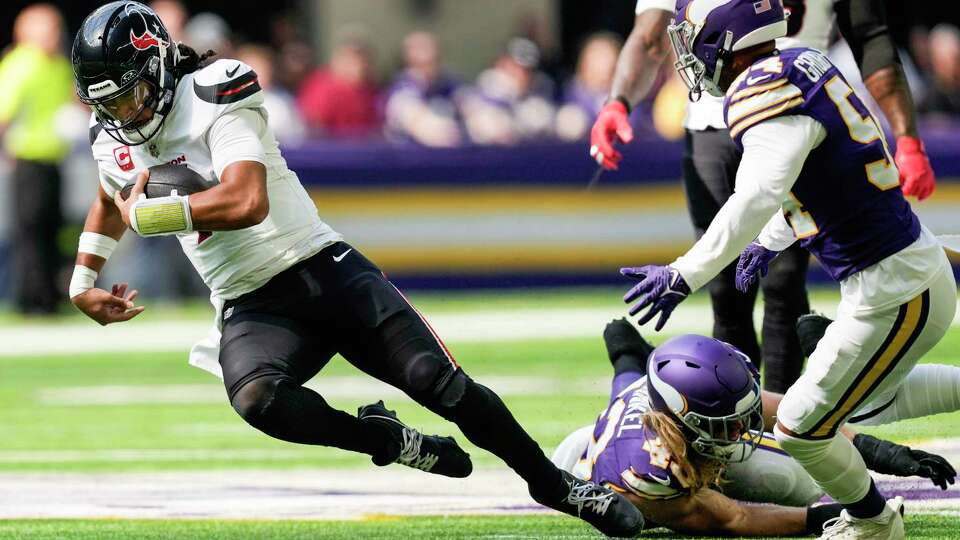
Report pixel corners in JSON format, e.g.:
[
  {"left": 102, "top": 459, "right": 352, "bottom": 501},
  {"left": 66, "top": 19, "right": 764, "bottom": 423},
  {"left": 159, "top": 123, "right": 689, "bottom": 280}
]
[{"left": 819, "top": 496, "right": 905, "bottom": 540}]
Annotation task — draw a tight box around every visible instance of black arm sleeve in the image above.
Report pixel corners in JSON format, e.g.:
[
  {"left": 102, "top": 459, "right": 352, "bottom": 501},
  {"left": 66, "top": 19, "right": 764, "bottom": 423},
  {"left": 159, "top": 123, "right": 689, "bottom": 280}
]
[{"left": 834, "top": 0, "right": 901, "bottom": 79}]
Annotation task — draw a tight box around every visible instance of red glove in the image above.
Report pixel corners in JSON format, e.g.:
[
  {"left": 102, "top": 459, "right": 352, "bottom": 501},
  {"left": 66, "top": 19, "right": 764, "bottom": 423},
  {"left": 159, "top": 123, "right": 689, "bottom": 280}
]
[
  {"left": 589, "top": 98, "right": 634, "bottom": 170},
  {"left": 895, "top": 136, "right": 936, "bottom": 201}
]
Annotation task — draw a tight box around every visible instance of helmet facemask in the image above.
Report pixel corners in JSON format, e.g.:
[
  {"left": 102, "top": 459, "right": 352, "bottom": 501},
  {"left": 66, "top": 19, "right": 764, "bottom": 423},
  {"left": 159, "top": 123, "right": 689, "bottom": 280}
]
[
  {"left": 683, "top": 385, "right": 764, "bottom": 463},
  {"left": 667, "top": 20, "right": 733, "bottom": 100}
]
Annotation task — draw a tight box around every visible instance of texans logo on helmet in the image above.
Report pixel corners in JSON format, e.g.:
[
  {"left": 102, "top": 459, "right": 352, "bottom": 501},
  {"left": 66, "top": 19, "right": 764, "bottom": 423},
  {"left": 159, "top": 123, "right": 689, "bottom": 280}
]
[
  {"left": 126, "top": 3, "right": 165, "bottom": 51},
  {"left": 130, "top": 28, "right": 160, "bottom": 50}
]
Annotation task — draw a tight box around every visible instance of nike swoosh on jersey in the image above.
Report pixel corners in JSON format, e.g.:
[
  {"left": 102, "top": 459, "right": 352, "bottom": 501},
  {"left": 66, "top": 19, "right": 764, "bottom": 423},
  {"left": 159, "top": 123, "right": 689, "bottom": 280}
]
[
  {"left": 226, "top": 64, "right": 240, "bottom": 78},
  {"left": 746, "top": 74, "right": 773, "bottom": 85},
  {"left": 647, "top": 473, "right": 672, "bottom": 486},
  {"left": 333, "top": 248, "right": 353, "bottom": 262}
]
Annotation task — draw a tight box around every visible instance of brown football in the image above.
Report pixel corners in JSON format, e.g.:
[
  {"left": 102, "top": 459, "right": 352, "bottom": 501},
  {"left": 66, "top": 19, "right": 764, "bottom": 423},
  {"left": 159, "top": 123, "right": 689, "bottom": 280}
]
[{"left": 119, "top": 163, "right": 213, "bottom": 201}]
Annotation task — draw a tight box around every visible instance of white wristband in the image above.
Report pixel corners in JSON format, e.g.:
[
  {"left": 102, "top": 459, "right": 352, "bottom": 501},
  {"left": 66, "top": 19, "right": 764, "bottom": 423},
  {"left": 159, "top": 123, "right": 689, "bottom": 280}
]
[
  {"left": 78, "top": 232, "right": 118, "bottom": 260},
  {"left": 129, "top": 192, "right": 194, "bottom": 237},
  {"left": 69, "top": 265, "right": 98, "bottom": 299}
]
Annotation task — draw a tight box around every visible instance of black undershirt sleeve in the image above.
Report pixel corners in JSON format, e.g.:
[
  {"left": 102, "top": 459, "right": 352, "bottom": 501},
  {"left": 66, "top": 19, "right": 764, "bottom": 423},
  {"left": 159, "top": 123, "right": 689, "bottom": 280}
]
[{"left": 834, "top": 0, "right": 901, "bottom": 79}]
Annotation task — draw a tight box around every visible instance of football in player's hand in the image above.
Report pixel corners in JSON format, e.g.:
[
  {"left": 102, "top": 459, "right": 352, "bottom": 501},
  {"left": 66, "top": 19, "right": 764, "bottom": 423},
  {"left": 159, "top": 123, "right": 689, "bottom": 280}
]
[{"left": 119, "top": 163, "right": 212, "bottom": 200}]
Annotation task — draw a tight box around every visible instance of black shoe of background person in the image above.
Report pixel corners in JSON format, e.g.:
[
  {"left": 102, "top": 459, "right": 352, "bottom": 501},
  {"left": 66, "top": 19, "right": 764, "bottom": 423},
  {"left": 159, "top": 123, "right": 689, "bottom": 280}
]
[
  {"left": 796, "top": 313, "right": 833, "bottom": 358},
  {"left": 358, "top": 400, "right": 473, "bottom": 478},
  {"left": 530, "top": 469, "right": 645, "bottom": 538},
  {"left": 603, "top": 318, "right": 655, "bottom": 375}
]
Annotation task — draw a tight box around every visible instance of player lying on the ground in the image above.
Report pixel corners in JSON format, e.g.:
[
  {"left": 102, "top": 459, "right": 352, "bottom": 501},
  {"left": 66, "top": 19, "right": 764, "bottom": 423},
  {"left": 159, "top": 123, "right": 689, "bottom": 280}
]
[
  {"left": 552, "top": 319, "right": 957, "bottom": 537},
  {"left": 66, "top": 3, "right": 642, "bottom": 537},
  {"left": 620, "top": 0, "right": 959, "bottom": 537}
]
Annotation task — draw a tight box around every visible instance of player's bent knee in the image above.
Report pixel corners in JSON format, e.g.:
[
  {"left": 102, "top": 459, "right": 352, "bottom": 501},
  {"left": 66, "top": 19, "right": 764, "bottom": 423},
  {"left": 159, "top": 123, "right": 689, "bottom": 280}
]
[
  {"left": 230, "top": 376, "right": 281, "bottom": 428},
  {"left": 401, "top": 350, "right": 444, "bottom": 395},
  {"left": 774, "top": 424, "right": 829, "bottom": 461}
]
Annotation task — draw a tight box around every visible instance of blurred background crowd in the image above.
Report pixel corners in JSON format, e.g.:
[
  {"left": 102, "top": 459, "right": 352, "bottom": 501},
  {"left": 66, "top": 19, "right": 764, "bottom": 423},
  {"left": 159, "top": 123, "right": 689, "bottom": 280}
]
[{"left": 1, "top": 0, "right": 960, "bottom": 314}]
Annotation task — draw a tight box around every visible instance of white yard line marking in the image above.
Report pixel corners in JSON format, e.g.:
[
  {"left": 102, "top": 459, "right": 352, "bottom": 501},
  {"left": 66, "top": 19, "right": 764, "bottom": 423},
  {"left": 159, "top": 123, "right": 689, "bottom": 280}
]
[
  {"left": 35, "top": 376, "right": 611, "bottom": 406},
  {"left": 0, "top": 462, "right": 958, "bottom": 520},
  {"left": 0, "top": 298, "right": 861, "bottom": 357}
]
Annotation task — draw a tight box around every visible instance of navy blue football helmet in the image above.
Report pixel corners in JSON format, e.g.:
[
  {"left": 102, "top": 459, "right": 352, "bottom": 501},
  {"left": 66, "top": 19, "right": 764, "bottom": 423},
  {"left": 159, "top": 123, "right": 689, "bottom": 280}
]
[{"left": 72, "top": 1, "right": 179, "bottom": 145}]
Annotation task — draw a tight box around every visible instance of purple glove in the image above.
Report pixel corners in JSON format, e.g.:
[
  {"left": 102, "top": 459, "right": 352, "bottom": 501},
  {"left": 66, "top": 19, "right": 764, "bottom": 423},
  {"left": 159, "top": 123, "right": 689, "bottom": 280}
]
[
  {"left": 621, "top": 265, "right": 690, "bottom": 331},
  {"left": 735, "top": 242, "right": 779, "bottom": 293}
]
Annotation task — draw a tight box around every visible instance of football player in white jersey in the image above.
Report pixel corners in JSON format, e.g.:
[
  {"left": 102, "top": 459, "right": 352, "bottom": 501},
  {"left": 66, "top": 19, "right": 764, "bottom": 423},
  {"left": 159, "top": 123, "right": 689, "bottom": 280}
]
[
  {"left": 589, "top": 0, "right": 936, "bottom": 395},
  {"left": 67, "top": 3, "right": 645, "bottom": 536}
]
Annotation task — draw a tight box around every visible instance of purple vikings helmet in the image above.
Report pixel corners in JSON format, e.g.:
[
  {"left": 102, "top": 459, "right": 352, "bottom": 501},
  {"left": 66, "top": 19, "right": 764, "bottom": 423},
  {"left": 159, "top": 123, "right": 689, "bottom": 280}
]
[
  {"left": 647, "top": 334, "right": 764, "bottom": 463},
  {"left": 667, "top": 0, "right": 788, "bottom": 99}
]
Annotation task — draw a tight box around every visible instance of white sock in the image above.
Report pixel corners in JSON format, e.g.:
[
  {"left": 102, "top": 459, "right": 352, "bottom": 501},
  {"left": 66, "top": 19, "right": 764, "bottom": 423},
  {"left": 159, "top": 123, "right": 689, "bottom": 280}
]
[{"left": 774, "top": 426, "right": 873, "bottom": 505}]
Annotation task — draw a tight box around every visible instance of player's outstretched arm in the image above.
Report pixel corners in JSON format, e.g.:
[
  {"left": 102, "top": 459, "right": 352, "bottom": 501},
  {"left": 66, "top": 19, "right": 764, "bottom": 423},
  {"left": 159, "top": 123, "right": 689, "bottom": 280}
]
[
  {"left": 625, "top": 487, "right": 839, "bottom": 536},
  {"left": 590, "top": 9, "right": 672, "bottom": 170},
  {"left": 71, "top": 184, "right": 145, "bottom": 325},
  {"left": 836, "top": 0, "right": 935, "bottom": 200},
  {"left": 611, "top": 10, "right": 673, "bottom": 110}
]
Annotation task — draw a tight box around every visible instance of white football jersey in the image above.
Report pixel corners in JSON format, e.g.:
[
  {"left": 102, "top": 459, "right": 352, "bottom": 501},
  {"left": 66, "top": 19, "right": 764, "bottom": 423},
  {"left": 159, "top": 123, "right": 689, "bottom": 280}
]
[
  {"left": 635, "top": 0, "right": 838, "bottom": 130},
  {"left": 90, "top": 59, "right": 342, "bottom": 301}
]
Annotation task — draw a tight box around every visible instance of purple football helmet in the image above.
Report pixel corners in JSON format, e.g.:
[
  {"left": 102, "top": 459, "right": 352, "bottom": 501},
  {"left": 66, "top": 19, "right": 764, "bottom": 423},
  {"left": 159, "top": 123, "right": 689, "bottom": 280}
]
[
  {"left": 647, "top": 334, "right": 764, "bottom": 463},
  {"left": 668, "top": 0, "right": 788, "bottom": 99}
]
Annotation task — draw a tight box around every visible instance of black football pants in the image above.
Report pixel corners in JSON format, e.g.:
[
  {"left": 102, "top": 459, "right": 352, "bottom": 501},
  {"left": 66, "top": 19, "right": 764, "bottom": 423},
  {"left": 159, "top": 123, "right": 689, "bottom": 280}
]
[
  {"left": 682, "top": 128, "right": 810, "bottom": 393},
  {"left": 218, "top": 243, "right": 563, "bottom": 496}
]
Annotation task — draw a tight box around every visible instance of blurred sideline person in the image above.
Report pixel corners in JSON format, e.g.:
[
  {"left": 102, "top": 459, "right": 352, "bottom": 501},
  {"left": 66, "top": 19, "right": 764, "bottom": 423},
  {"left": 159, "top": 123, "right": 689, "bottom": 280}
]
[
  {"left": 384, "top": 31, "right": 464, "bottom": 147},
  {"left": 297, "top": 28, "right": 381, "bottom": 139},
  {"left": 0, "top": 4, "right": 74, "bottom": 314},
  {"left": 621, "top": 0, "right": 959, "bottom": 537},
  {"left": 920, "top": 25, "right": 960, "bottom": 116},
  {"left": 236, "top": 44, "right": 306, "bottom": 146},
  {"left": 553, "top": 319, "right": 957, "bottom": 537},
  {"left": 184, "top": 12, "right": 234, "bottom": 60},
  {"left": 555, "top": 33, "right": 622, "bottom": 141},
  {"left": 67, "top": 3, "right": 644, "bottom": 537},
  {"left": 590, "top": 0, "right": 937, "bottom": 394},
  {"left": 461, "top": 38, "right": 556, "bottom": 144}
]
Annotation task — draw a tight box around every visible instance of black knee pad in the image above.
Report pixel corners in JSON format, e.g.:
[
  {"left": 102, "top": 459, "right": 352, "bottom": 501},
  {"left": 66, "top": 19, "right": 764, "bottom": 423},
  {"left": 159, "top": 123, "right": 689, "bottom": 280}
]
[
  {"left": 433, "top": 367, "right": 469, "bottom": 408},
  {"left": 230, "top": 376, "right": 281, "bottom": 427},
  {"left": 400, "top": 350, "right": 445, "bottom": 395}
]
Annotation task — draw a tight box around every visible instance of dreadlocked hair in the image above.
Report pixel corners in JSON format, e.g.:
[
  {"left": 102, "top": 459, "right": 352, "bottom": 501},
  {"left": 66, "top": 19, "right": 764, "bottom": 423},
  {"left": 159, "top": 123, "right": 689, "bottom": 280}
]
[
  {"left": 642, "top": 410, "right": 726, "bottom": 494},
  {"left": 172, "top": 43, "right": 217, "bottom": 78}
]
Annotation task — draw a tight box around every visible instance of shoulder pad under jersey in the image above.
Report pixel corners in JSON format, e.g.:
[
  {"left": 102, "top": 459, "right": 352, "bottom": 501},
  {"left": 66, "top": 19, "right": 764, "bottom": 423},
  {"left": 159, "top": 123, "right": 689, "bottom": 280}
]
[
  {"left": 191, "top": 59, "right": 264, "bottom": 109},
  {"left": 723, "top": 48, "right": 832, "bottom": 142}
]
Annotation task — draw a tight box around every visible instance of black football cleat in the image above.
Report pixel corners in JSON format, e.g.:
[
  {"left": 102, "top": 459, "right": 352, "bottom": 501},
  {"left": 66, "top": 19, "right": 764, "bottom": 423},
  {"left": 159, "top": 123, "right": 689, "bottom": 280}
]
[
  {"left": 531, "top": 470, "right": 644, "bottom": 538},
  {"left": 358, "top": 400, "right": 473, "bottom": 478},
  {"left": 603, "top": 318, "right": 655, "bottom": 374},
  {"left": 796, "top": 313, "right": 833, "bottom": 358}
]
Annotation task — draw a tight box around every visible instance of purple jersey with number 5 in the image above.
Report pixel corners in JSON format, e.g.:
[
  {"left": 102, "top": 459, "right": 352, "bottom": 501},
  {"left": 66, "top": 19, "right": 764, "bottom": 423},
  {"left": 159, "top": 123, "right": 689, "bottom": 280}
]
[
  {"left": 573, "top": 376, "right": 691, "bottom": 500},
  {"left": 723, "top": 48, "right": 920, "bottom": 281}
]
